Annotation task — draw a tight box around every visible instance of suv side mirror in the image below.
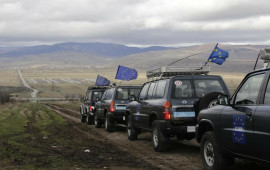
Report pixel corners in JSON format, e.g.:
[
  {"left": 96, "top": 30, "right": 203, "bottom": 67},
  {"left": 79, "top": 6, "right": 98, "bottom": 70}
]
[
  {"left": 129, "top": 95, "right": 137, "bottom": 101},
  {"left": 218, "top": 95, "right": 229, "bottom": 105}
]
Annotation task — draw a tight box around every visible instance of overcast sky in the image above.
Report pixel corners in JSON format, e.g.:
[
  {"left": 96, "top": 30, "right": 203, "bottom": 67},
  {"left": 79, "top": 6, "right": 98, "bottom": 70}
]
[{"left": 0, "top": 0, "right": 270, "bottom": 47}]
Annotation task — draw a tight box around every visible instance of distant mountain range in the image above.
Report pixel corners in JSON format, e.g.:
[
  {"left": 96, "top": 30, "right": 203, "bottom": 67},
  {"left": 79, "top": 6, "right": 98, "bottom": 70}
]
[
  {"left": 0, "top": 42, "right": 174, "bottom": 58},
  {"left": 0, "top": 42, "right": 268, "bottom": 73}
]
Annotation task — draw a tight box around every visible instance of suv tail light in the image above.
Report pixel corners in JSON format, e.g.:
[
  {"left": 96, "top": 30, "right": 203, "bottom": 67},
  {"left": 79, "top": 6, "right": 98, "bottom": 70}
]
[
  {"left": 163, "top": 101, "right": 171, "bottom": 120},
  {"left": 89, "top": 106, "right": 94, "bottom": 112},
  {"left": 110, "top": 101, "right": 115, "bottom": 113}
]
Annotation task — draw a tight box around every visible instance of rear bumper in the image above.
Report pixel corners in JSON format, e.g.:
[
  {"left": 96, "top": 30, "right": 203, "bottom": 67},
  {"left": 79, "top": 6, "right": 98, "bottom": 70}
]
[
  {"left": 108, "top": 112, "right": 127, "bottom": 124},
  {"left": 158, "top": 120, "right": 196, "bottom": 135}
]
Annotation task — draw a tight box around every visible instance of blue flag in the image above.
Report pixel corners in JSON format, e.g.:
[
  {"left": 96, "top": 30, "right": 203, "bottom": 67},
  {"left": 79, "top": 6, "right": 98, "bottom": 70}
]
[
  {"left": 115, "top": 65, "right": 138, "bottom": 81},
  {"left": 95, "top": 75, "right": 110, "bottom": 86},
  {"left": 207, "top": 43, "right": 229, "bottom": 65}
]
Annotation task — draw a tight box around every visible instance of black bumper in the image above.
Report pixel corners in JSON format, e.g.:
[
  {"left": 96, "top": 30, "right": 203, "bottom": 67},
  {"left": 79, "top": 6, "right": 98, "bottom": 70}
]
[
  {"left": 158, "top": 120, "right": 196, "bottom": 135},
  {"left": 108, "top": 112, "right": 127, "bottom": 124}
]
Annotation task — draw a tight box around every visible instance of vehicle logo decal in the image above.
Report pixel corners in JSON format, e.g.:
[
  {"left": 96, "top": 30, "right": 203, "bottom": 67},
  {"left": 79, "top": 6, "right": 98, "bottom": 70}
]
[
  {"left": 174, "top": 80, "right": 182, "bottom": 86},
  {"left": 232, "top": 115, "right": 246, "bottom": 144},
  {"left": 182, "top": 100, "right": 187, "bottom": 104}
]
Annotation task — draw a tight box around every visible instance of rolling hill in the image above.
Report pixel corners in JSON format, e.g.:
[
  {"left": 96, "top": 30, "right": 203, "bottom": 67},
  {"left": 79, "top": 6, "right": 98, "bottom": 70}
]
[{"left": 0, "top": 42, "right": 268, "bottom": 73}]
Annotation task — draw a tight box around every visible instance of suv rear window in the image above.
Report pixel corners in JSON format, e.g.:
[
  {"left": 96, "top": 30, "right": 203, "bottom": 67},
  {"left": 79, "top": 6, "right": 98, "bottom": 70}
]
[
  {"left": 91, "top": 91, "right": 104, "bottom": 101},
  {"left": 194, "top": 79, "right": 224, "bottom": 97},
  {"left": 172, "top": 80, "right": 193, "bottom": 98},
  {"left": 116, "top": 88, "right": 140, "bottom": 100}
]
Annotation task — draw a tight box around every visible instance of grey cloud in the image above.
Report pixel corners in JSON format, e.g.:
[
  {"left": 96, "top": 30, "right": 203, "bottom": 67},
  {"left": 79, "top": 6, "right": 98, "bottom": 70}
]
[{"left": 0, "top": 0, "right": 270, "bottom": 46}]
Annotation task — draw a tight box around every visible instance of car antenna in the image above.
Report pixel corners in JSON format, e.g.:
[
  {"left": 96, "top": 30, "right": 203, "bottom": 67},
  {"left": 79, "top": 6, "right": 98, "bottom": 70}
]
[{"left": 253, "top": 53, "right": 260, "bottom": 71}]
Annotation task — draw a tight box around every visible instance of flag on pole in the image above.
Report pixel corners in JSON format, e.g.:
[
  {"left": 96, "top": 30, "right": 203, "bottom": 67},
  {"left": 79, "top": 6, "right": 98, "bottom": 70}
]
[
  {"left": 206, "top": 43, "right": 229, "bottom": 65},
  {"left": 115, "top": 65, "right": 138, "bottom": 81},
  {"left": 95, "top": 75, "right": 110, "bottom": 86}
]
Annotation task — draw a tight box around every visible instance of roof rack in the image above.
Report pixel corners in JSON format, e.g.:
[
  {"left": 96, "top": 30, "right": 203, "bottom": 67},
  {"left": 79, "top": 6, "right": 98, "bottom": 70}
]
[
  {"left": 87, "top": 85, "right": 110, "bottom": 90},
  {"left": 146, "top": 65, "right": 210, "bottom": 79}
]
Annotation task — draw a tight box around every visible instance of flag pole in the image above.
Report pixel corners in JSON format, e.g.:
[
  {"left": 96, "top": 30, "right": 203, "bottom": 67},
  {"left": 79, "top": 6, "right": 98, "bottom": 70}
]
[{"left": 167, "top": 50, "right": 211, "bottom": 67}]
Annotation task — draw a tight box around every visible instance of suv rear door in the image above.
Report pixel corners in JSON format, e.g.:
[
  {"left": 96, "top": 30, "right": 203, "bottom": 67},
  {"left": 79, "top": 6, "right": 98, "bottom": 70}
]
[
  {"left": 170, "top": 78, "right": 197, "bottom": 126},
  {"left": 220, "top": 72, "right": 266, "bottom": 156}
]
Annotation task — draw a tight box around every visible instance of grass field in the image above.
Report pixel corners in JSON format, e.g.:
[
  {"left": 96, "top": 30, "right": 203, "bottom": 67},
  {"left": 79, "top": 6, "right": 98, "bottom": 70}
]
[
  {"left": 0, "top": 68, "right": 244, "bottom": 98},
  {"left": 0, "top": 102, "right": 152, "bottom": 169}
]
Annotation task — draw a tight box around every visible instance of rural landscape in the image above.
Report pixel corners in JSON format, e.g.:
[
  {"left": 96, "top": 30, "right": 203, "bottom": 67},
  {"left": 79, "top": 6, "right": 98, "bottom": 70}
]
[
  {"left": 0, "top": 42, "right": 270, "bottom": 169},
  {"left": 1, "top": 0, "right": 270, "bottom": 169}
]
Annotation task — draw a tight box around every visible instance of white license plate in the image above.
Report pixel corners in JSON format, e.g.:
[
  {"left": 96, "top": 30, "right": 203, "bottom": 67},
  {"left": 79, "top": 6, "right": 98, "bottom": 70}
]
[
  {"left": 173, "top": 112, "right": 195, "bottom": 117},
  {"left": 116, "top": 106, "right": 126, "bottom": 110},
  {"left": 187, "top": 126, "right": 195, "bottom": 132}
]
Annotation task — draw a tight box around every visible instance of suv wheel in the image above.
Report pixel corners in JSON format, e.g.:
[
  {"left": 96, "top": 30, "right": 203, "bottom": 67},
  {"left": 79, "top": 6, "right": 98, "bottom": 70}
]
[
  {"left": 86, "top": 114, "right": 93, "bottom": 125},
  {"left": 201, "top": 131, "right": 234, "bottom": 170},
  {"left": 94, "top": 114, "right": 101, "bottom": 128},
  {"left": 80, "top": 107, "right": 86, "bottom": 123},
  {"left": 81, "top": 114, "right": 86, "bottom": 123},
  {"left": 151, "top": 120, "right": 169, "bottom": 152},
  {"left": 127, "top": 115, "right": 139, "bottom": 141},
  {"left": 105, "top": 114, "right": 114, "bottom": 132}
]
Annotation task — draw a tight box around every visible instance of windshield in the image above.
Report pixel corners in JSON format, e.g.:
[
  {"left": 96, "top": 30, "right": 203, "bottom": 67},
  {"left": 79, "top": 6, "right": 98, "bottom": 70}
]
[
  {"left": 116, "top": 88, "right": 140, "bottom": 100},
  {"left": 194, "top": 79, "right": 224, "bottom": 97}
]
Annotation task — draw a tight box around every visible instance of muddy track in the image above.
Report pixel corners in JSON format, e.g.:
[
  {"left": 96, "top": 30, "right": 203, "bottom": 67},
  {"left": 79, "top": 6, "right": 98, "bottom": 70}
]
[
  {"left": 44, "top": 103, "right": 203, "bottom": 170},
  {"left": 44, "top": 104, "right": 270, "bottom": 170}
]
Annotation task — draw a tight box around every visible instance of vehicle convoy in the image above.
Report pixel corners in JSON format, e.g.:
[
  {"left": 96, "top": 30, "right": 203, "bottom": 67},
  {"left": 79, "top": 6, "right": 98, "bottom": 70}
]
[
  {"left": 196, "top": 47, "right": 270, "bottom": 170},
  {"left": 126, "top": 65, "right": 230, "bottom": 152},
  {"left": 94, "top": 85, "right": 141, "bottom": 132},
  {"left": 80, "top": 86, "right": 108, "bottom": 124}
]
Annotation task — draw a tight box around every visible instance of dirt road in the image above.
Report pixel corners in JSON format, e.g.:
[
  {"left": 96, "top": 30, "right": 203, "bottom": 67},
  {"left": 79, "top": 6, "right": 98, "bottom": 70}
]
[
  {"left": 45, "top": 104, "right": 270, "bottom": 170},
  {"left": 17, "top": 70, "right": 38, "bottom": 99}
]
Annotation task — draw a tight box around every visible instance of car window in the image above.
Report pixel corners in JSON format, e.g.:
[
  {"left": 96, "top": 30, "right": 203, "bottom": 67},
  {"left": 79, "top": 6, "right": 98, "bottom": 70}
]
[
  {"left": 130, "top": 88, "right": 140, "bottom": 98},
  {"left": 155, "top": 80, "right": 166, "bottom": 98},
  {"left": 101, "top": 90, "right": 107, "bottom": 100},
  {"left": 139, "top": 83, "right": 150, "bottom": 100},
  {"left": 86, "top": 91, "right": 91, "bottom": 100},
  {"left": 147, "top": 83, "right": 156, "bottom": 99},
  {"left": 264, "top": 78, "right": 270, "bottom": 104},
  {"left": 235, "top": 73, "right": 265, "bottom": 105},
  {"left": 116, "top": 88, "right": 129, "bottom": 100},
  {"left": 105, "top": 88, "right": 114, "bottom": 100},
  {"left": 194, "top": 79, "right": 225, "bottom": 97},
  {"left": 172, "top": 80, "right": 193, "bottom": 98},
  {"left": 92, "top": 91, "right": 104, "bottom": 101}
]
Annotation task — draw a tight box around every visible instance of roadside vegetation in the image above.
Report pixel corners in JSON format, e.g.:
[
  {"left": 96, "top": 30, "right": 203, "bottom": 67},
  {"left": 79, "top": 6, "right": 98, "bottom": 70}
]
[{"left": 0, "top": 103, "right": 153, "bottom": 169}]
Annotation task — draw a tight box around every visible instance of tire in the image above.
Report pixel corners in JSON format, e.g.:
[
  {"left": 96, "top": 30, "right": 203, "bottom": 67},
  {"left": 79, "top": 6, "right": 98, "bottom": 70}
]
[
  {"left": 197, "top": 92, "right": 225, "bottom": 113},
  {"left": 201, "top": 131, "right": 234, "bottom": 170},
  {"left": 105, "top": 114, "right": 114, "bottom": 132},
  {"left": 94, "top": 114, "right": 101, "bottom": 128},
  {"left": 86, "top": 114, "right": 94, "bottom": 125},
  {"left": 81, "top": 114, "right": 86, "bottom": 123},
  {"left": 151, "top": 120, "right": 169, "bottom": 152},
  {"left": 80, "top": 107, "right": 86, "bottom": 123},
  {"left": 127, "top": 115, "right": 139, "bottom": 141}
]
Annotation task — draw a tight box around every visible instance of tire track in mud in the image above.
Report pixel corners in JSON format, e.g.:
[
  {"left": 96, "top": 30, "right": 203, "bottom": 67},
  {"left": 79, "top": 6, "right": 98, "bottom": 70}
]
[{"left": 44, "top": 103, "right": 203, "bottom": 170}]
